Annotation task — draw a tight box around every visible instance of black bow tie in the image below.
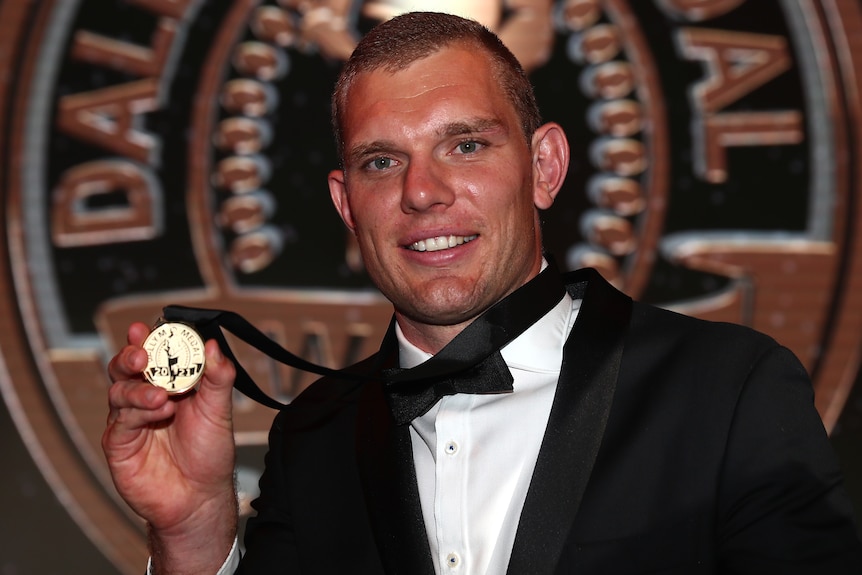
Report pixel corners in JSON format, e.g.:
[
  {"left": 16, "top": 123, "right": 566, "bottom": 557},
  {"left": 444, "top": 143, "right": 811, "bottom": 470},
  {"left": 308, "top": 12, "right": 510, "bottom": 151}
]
[
  {"left": 383, "top": 350, "right": 513, "bottom": 425},
  {"left": 163, "top": 259, "right": 566, "bottom": 421},
  {"left": 379, "top": 261, "right": 566, "bottom": 424}
]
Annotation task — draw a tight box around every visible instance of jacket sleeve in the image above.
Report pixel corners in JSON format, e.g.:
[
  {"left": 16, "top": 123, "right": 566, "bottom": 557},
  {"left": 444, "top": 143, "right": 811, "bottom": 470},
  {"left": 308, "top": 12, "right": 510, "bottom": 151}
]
[
  {"left": 716, "top": 344, "right": 862, "bottom": 573},
  {"left": 236, "top": 410, "right": 300, "bottom": 573}
]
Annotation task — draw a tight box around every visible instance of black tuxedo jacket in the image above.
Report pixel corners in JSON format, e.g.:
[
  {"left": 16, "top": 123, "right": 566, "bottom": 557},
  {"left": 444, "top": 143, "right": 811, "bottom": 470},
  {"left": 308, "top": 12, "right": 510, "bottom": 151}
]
[{"left": 237, "top": 268, "right": 862, "bottom": 574}]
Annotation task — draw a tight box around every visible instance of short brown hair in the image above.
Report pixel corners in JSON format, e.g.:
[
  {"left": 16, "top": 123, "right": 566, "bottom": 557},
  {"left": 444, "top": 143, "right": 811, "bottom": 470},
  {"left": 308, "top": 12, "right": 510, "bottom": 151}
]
[{"left": 331, "top": 11, "right": 542, "bottom": 163}]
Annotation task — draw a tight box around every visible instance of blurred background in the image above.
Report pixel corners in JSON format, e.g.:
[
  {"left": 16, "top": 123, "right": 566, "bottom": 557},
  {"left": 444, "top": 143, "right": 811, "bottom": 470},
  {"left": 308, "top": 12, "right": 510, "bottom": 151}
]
[{"left": 2, "top": 0, "right": 862, "bottom": 572}]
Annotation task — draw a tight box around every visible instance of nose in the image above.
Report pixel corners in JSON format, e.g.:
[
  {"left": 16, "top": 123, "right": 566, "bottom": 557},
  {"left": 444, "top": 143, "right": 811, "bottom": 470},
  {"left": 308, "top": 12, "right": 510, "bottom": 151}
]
[{"left": 400, "top": 158, "right": 456, "bottom": 213}]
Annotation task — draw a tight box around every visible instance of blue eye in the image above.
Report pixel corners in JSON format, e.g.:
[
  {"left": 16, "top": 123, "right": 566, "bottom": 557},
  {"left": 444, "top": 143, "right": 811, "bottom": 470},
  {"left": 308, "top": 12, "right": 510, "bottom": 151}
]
[
  {"left": 457, "top": 141, "right": 480, "bottom": 154},
  {"left": 369, "top": 157, "right": 392, "bottom": 170}
]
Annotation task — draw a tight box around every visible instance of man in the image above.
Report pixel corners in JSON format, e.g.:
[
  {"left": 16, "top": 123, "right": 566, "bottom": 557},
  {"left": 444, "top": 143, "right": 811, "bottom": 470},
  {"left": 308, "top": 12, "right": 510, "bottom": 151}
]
[{"left": 103, "top": 11, "right": 862, "bottom": 574}]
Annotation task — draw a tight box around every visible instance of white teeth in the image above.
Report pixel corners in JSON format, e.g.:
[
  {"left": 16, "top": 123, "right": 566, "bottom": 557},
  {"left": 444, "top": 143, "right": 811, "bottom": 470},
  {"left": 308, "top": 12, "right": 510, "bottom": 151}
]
[{"left": 410, "top": 234, "right": 477, "bottom": 252}]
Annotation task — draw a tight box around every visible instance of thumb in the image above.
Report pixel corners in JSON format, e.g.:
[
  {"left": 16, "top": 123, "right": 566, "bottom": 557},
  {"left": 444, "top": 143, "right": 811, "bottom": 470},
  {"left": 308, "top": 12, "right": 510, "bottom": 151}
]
[{"left": 197, "top": 339, "right": 237, "bottom": 404}]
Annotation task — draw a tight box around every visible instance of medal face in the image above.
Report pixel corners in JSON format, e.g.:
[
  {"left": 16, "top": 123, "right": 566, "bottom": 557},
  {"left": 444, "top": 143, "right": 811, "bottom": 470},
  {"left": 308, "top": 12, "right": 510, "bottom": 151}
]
[{"left": 142, "top": 322, "right": 206, "bottom": 394}]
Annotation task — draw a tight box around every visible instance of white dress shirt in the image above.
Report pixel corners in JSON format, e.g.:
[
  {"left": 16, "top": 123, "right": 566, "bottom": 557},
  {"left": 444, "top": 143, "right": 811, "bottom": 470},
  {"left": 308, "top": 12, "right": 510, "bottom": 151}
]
[
  {"left": 401, "top": 290, "right": 578, "bottom": 574},
  {"left": 174, "top": 280, "right": 579, "bottom": 575}
]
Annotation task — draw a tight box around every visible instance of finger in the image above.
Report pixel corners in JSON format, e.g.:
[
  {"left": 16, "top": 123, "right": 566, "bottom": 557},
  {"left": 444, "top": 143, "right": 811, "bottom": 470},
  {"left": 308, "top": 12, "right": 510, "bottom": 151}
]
[
  {"left": 106, "top": 380, "right": 175, "bottom": 433},
  {"left": 127, "top": 321, "right": 151, "bottom": 347},
  {"left": 107, "top": 345, "right": 148, "bottom": 383},
  {"left": 201, "top": 339, "right": 236, "bottom": 390},
  {"left": 101, "top": 392, "right": 172, "bottom": 470},
  {"left": 107, "top": 322, "right": 154, "bottom": 382},
  {"left": 194, "top": 340, "right": 237, "bottom": 413},
  {"left": 108, "top": 378, "right": 169, "bottom": 413}
]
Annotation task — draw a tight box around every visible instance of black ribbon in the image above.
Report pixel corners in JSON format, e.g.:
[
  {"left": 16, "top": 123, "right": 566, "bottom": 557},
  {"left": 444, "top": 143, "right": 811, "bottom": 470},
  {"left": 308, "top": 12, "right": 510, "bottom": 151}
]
[{"left": 163, "top": 260, "right": 566, "bottom": 419}]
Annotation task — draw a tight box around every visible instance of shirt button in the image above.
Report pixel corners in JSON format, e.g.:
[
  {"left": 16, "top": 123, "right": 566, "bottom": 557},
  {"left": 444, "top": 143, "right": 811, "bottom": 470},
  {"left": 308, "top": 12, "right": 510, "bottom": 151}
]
[
  {"left": 444, "top": 440, "right": 459, "bottom": 455},
  {"left": 446, "top": 552, "right": 460, "bottom": 568}
]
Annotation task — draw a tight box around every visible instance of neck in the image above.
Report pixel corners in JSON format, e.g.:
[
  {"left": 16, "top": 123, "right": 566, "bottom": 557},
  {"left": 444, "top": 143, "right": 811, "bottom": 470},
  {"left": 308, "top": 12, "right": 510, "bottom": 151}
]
[{"left": 394, "top": 313, "right": 477, "bottom": 355}]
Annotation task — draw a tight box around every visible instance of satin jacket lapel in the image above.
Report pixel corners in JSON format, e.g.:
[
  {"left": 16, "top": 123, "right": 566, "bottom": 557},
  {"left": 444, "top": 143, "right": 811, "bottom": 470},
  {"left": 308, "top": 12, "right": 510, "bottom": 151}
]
[
  {"left": 507, "top": 268, "right": 632, "bottom": 575},
  {"left": 356, "top": 325, "right": 436, "bottom": 575}
]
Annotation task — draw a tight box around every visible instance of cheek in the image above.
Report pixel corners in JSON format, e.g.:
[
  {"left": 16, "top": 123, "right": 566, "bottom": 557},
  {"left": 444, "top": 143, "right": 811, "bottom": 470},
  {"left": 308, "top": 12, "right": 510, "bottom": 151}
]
[
  {"left": 462, "top": 164, "right": 520, "bottom": 196},
  {"left": 351, "top": 205, "right": 393, "bottom": 256},
  {"left": 347, "top": 188, "right": 386, "bottom": 227},
  {"left": 465, "top": 171, "right": 532, "bottom": 216}
]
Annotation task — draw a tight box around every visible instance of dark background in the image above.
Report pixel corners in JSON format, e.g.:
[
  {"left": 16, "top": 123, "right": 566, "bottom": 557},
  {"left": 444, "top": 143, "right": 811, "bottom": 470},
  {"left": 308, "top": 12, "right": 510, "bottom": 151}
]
[{"left": 3, "top": 1, "right": 862, "bottom": 573}]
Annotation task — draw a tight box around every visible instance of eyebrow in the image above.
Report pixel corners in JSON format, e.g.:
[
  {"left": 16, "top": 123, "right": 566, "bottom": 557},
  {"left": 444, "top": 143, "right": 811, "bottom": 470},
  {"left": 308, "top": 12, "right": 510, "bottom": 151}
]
[
  {"left": 345, "top": 141, "right": 398, "bottom": 168},
  {"left": 437, "top": 117, "right": 506, "bottom": 137},
  {"left": 345, "top": 117, "right": 507, "bottom": 167}
]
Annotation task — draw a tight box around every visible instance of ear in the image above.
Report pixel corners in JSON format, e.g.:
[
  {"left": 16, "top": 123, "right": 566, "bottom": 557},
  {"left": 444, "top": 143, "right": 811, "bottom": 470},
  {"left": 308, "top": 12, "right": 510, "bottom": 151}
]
[
  {"left": 328, "top": 169, "right": 356, "bottom": 233},
  {"left": 531, "top": 122, "right": 570, "bottom": 210}
]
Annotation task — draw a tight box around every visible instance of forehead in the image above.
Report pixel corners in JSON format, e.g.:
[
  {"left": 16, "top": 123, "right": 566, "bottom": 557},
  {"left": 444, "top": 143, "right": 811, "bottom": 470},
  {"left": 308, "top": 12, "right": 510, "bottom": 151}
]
[{"left": 340, "top": 46, "right": 517, "bottom": 142}]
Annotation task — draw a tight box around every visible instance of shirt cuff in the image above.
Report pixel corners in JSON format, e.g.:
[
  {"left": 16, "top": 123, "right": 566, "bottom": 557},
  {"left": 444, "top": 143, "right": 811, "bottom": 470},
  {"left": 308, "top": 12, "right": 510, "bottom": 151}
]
[{"left": 145, "top": 537, "right": 239, "bottom": 575}]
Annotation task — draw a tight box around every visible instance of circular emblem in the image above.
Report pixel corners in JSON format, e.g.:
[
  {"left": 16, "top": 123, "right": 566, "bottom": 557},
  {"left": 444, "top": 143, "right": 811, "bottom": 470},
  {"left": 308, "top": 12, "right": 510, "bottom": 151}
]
[
  {"left": 2, "top": 1, "right": 862, "bottom": 573},
  {"left": 142, "top": 322, "right": 205, "bottom": 394}
]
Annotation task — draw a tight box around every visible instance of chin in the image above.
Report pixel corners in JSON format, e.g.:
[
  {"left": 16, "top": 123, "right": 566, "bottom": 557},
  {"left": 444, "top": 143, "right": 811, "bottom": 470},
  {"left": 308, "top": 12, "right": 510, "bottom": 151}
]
[
  {"left": 405, "top": 297, "right": 489, "bottom": 327},
  {"left": 389, "top": 276, "right": 496, "bottom": 320}
]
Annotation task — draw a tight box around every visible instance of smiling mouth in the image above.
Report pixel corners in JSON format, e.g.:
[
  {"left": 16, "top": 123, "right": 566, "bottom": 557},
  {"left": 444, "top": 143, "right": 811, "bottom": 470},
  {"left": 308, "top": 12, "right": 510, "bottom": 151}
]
[{"left": 408, "top": 235, "right": 478, "bottom": 252}]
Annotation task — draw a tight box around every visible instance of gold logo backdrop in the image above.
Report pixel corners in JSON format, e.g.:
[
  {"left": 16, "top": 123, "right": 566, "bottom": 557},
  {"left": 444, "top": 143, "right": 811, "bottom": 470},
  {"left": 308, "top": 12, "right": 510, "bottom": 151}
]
[{"left": 1, "top": 1, "right": 861, "bottom": 572}]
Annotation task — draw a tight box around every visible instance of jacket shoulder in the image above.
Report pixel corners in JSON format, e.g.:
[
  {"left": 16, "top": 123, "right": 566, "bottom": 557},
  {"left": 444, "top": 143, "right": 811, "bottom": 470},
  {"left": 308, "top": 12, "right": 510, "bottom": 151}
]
[
  {"left": 629, "top": 299, "right": 781, "bottom": 360},
  {"left": 276, "top": 351, "right": 387, "bottom": 430}
]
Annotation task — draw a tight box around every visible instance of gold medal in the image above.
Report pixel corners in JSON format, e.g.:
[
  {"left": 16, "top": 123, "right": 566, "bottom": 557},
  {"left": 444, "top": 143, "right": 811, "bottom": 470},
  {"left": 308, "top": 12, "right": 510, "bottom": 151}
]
[{"left": 142, "top": 322, "right": 206, "bottom": 394}]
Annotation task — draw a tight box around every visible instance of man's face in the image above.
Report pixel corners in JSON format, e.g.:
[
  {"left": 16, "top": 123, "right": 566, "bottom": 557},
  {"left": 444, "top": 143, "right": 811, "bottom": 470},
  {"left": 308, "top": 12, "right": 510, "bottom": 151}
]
[{"left": 329, "top": 45, "right": 558, "bottom": 350}]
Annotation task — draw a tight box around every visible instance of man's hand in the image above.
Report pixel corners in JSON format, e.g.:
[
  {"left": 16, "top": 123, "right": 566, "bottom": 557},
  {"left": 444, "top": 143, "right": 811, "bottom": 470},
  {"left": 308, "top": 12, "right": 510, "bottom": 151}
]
[{"left": 103, "top": 322, "right": 239, "bottom": 573}]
